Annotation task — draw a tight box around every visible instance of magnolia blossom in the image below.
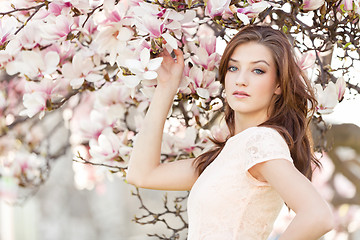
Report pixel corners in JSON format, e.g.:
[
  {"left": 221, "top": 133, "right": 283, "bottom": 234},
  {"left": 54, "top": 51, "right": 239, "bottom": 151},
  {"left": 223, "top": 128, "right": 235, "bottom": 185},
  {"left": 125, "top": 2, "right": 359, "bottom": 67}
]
[
  {"left": 48, "top": 1, "right": 72, "bottom": 16},
  {"left": 0, "top": 15, "right": 18, "bottom": 46},
  {"left": 6, "top": 50, "right": 60, "bottom": 79},
  {"left": 205, "top": 0, "right": 231, "bottom": 18},
  {"left": 191, "top": 36, "right": 221, "bottom": 71},
  {"left": 19, "top": 78, "right": 61, "bottom": 119},
  {"left": 93, "top": 22, "right": 134, "bottom": 65},
  {"left": 335, "top": 77, "right": 346, "bottom": 101},
  {"left": 185, "top": 66, "right": 221, "bottom": 100},
  {"left": 94, "top": 83, "right": 131, "bottom": 123},
  {"left": 19, "top": 92, "right": 47, "bottom": 119},
  {"left": 236, "top": 1, "right": 272, "bottom": 19},
  {"left": 41, "top": 15, "right": 74, "bottom": 42},
  {"left": 79, "top": 109, "right": 109, "bottom": 141},
  {"left": 122, "top": 48, "right": 163, "bottom": 88},
  {"left": 62, "top": 52, "right": 106, "bottom": 89},
  {"left": 165, "top": 9, "right": 197, "bottom": 39},
  {"left": 132, "top": 2, "right": 180, "bottom": 48},
  {"left": 314, "top": 82, "right": 339, "bottom": 114},
  {"left": 341, "top": 0, "right": 354, "bottom": 11},
  {"left": 296, "top": 49, "right": 316, "bottom": 70},
  {"left": 136, "top": 13, "right": 178, "bottom": 50},
  {"left": 101, "top": 1, "right": 129, "bottom": 23},
  {"left": 16, "top": 20, "right": 46, "bottom": 49},
  {"left": 302, "top": 0, "right": 325, "bottom": 11},
  {"left": 89, "top": 127, "right": 122, "bottom": 162}
]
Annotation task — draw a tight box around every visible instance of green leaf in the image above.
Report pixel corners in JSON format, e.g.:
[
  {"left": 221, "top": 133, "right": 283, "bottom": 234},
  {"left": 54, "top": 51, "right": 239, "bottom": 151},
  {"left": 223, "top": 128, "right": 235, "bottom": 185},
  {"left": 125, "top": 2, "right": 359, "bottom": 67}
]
[{"left": 343, "top": 42, "right": 352, "bottom": 49}]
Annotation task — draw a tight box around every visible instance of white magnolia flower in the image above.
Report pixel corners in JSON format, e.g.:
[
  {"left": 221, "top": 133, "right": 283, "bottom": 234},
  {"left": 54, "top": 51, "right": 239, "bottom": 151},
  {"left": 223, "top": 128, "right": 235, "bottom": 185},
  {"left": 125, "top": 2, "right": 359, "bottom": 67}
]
[
  {"left": 93, "top": 22, "right": 134, "bottom": 65},
  {"left": 19, "top": 92, "right": 47, "bottom": 119},
  {"left": 314, "top": 82, "right": 339, "bottom": 114},
  {"left": 6, "top": 51, "right": 60, "bottom": 79},
  {"left": 89, "top": 127, "right": 122, "bottom": 162},
  {"left": 0, "top": 15, "right": 18, "bottom": 46},
  {"left": 62, "top": 52, "right": 106, "bottom": 89},
  {"left": 122, "top": 48, "right": 163, "bottom": 88}
]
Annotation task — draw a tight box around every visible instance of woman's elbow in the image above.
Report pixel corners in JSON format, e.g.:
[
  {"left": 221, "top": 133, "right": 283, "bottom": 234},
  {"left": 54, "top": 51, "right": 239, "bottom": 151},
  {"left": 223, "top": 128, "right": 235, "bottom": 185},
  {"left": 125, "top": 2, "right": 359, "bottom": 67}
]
[
  {"left": 316, "top": 204, "right": 335, "bottom": 234},
  {"left": 126, "top": 171, "right": 140, "bottom": 186}
]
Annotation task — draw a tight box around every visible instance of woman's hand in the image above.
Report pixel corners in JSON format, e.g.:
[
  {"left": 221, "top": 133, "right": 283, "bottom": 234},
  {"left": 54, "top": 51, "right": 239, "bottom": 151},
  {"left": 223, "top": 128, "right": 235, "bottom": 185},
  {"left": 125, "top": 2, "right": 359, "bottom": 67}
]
[{"left": 156, "top": 49, "right": 185, "bottom": 91}]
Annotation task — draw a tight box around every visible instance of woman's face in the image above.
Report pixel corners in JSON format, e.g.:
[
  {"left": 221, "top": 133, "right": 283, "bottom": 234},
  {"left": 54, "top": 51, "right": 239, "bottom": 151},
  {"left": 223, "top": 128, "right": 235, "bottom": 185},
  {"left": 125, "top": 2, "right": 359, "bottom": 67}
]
[{"left": 224, "top": 41, "right": 281, "bottom": 122}]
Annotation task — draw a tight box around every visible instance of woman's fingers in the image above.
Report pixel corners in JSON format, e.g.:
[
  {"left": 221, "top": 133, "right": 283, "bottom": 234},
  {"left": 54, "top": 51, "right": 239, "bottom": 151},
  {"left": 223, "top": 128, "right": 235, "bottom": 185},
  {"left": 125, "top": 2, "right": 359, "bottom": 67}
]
[{"left": 173, "top": 49, "right": 184, "bottom": 66}]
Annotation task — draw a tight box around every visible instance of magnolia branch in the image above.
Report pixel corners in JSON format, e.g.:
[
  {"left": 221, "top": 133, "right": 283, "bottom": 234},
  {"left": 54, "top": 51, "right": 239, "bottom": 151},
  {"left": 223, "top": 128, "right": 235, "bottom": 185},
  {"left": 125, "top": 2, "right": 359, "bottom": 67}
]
[
  {"left": 132, "top": 188, "right": 189, "bottom": 239},
  {"left": 0, "top": 3, "right": 48, "bottom": 16}
]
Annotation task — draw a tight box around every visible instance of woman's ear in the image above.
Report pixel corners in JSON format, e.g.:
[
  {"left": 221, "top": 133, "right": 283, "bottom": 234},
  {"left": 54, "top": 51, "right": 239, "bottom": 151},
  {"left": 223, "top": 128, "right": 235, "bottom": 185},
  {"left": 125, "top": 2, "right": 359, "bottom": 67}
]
[{"left": 274, "top": 85, "right": 281, "bottom": 95}]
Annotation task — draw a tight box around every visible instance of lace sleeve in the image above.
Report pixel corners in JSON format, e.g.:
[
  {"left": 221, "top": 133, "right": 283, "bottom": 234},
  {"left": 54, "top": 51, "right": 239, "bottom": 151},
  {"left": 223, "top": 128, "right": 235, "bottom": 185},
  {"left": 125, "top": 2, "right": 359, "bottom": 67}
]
[{"left": 244, "top": 127, "right": 293, "bottom": 173}]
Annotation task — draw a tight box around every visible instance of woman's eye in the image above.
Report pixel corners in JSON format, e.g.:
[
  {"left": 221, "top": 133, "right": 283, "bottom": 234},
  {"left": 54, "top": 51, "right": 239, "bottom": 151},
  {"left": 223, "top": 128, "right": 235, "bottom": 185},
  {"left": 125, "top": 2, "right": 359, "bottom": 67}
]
[
  {"left": 254, "top": 69, "right": 264, "bottom": 74},
  {"left": 228, "top": 66, "right": 238, "bottom": 72}
]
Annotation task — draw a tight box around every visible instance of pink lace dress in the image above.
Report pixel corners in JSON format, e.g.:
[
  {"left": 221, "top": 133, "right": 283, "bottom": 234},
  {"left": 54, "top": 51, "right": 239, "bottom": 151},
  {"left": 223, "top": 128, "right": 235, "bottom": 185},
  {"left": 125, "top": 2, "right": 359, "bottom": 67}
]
[{"left": 187, "top": 127, "right": 293, "bottom": 240}]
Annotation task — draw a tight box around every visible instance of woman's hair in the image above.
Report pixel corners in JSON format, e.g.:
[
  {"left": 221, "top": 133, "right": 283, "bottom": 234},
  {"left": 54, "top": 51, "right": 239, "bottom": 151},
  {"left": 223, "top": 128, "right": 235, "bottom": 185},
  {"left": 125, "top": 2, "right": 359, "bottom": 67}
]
[{"left": 194, "top": 24, "right": 320, "bottom": 181}]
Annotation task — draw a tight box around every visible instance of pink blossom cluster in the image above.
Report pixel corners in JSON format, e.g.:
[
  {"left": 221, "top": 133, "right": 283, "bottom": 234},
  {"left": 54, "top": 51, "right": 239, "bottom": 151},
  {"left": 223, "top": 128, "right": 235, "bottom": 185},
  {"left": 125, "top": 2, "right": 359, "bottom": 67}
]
[{"left": 0, "top": 0, "right": 351, "bottom": 198}]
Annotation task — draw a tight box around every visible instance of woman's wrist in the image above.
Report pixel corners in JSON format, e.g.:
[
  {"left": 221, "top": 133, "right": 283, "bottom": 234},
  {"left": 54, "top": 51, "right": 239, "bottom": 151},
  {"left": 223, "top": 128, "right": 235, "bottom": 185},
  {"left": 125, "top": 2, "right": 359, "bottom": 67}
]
[{"left": 155, "top": 83, "right": 179, "bottom": 96}]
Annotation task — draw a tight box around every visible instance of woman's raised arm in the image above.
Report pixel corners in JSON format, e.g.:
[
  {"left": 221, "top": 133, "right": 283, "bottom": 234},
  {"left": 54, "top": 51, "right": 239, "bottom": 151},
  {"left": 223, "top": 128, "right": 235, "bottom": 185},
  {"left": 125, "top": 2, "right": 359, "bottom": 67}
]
[{"left": 126, "top": 49, "right": 198, "bottom": 191}]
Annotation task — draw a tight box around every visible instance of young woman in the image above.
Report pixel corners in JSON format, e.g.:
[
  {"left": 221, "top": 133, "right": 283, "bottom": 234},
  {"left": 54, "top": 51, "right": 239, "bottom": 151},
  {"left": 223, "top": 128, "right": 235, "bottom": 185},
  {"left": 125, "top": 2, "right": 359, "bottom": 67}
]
[{"left": 126, "top": 25, "right": 334, "bottom": 240}]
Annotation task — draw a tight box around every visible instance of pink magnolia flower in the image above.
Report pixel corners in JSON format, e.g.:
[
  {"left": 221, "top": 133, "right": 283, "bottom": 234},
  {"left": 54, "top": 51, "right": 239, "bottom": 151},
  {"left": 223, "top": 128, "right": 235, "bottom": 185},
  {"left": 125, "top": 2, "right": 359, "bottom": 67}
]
[
  {"left": 62, "top": 52, "right": 106, "bottom": 89},
  {"left": 175, "top": 127, "right": 200, "bottom": 154},
  {"left": 16, "top": 21, "right": 45, "bottom": 49},
  {"left": 335, "top": 77, "right": 346, "bottom": 101},
  {"left": 236, "top": 1, "right": 272, "bottom": 18},
  {"left": 136, "top": 13, "right": 178, "bottom": 49},
  {"left": 205, "top": 0, "right": 231, "bottom": 18},
  {"left": 46, "top": 41, "right": 76, "bottom": 65},
  {"left": 19, "top": 92, "right": 47, "bottom": 119},
  {"left": 48, "top": 1, "right": 72, "bottom": 16},
  {"left": 79, "top": 109, "right": 108, "bottom": 141},
  {"left": 340, "top": 0, "right": 354, "bottom": 11},
  {"left": 19, "top": 78, "right": 61, "bottom": 119},
  {"left": 122, "top": 48, "right": 163, "bottom": 88},
  {"left": 247, "top": 0, "right": 264, "bottom": 3},
  {"left": 296, "top": 49, "right": 316, "bottom": 70},
  {"left": 314, "top": 82, "right": 339, "bottom": 114},
  {"left": 89, "top": 127, "right": 122, "bottom": 162},
  {"left": 94, "top": 83, "right": 131, "bottom": 123},
  {"left": 35, "top": 1, "right": 72, "bottom": 19},
  {"left": 186, "top": 66, "right": 221, "bottom": 100},
  {"left": 93, "top": 23, "right": 134, "bottom": 65},
  {"left": 6, "top": 50, "right": 60, "bottom": 79},
  {"left": 0, "top": 38, "right": 21, "bottom": 69},
  {"left": 102, "top": 1, "right": 129, "bottom": 23},
  {"left": 302, "top": 0, "right": 325, "bottom": 11},
  {"left": 191, "top": 36, "right": 221, "bottom": 70},
  {"left": 0, "top": 16, "right": 17, "bottom": 46},
  {"left": 41, "top": 15, "right": 74, "bottom": 42}
]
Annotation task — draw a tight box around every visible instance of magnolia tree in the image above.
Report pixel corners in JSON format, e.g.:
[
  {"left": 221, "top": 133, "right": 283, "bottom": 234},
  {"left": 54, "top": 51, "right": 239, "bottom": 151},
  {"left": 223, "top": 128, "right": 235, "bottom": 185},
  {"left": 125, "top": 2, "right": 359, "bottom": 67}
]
[{"left": 0, "top": 0, "right": 360, "bottom": 239}]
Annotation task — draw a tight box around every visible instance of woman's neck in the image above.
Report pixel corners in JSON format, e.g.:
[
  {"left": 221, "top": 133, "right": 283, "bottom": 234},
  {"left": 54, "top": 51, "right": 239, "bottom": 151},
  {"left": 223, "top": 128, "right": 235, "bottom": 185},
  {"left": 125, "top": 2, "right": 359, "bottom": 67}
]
[{"left": 233, "top": 111, "right": 269, "bottom": 134}]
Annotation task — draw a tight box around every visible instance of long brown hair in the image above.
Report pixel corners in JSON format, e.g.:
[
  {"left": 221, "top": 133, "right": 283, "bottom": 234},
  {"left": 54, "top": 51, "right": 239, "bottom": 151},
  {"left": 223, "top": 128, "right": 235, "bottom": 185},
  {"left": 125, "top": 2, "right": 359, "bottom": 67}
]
[{"left": 194, "top": 25, "right": 321, "bottom": 181}]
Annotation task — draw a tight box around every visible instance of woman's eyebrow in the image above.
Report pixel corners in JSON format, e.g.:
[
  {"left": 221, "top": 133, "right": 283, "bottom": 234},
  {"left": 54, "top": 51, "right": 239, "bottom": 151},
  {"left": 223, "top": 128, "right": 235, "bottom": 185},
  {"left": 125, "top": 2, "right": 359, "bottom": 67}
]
[{"left": 229, "top": 58, "right": 270, "bottom": 66}]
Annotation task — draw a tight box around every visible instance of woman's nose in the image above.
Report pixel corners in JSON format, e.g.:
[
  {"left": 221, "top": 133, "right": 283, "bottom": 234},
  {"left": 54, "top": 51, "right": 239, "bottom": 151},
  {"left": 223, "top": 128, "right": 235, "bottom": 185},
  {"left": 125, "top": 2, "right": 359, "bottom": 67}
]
[{"left": 235, "top": 71, "right": 249, "bottom": 86}]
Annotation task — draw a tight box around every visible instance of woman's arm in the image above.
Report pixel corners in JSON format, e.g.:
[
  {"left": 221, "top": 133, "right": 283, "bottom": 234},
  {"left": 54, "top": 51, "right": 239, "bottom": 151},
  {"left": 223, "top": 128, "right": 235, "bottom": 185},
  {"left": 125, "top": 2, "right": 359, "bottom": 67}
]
[
  {"left": 126, "top": 49, "right": 198, "bottom": 191},
  {"left": 250, "top": 159, "right": 335, "bottom": 239}
]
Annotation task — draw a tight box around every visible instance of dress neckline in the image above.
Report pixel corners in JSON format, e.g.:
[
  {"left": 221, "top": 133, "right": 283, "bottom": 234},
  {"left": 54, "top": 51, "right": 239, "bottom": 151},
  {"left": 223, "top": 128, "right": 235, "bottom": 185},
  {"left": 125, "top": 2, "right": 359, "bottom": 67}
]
[{"left": 226, "top": 126, "right": 273, "bottom": 143}]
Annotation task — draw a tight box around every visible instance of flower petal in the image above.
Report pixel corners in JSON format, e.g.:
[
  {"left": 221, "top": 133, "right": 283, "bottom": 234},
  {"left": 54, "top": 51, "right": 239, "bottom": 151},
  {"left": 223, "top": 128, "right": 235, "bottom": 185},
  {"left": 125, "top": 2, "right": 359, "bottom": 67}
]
[
  {"left": 143, "top": 70, "right": 158, "bottom": 80},
  {"left": 196, "top": 88, "right": 210, "bottom": 99},
  {"left": 140, "top": 48, "right": 150, "bottom": 68},
  {"left": 122, "top": 75, "right": 141, "bottom": 88},
  {"left": 147, "top": 57, "right": 163, "bottom": 71},
  {"left": 162, "top": 32, "right": 178, "bottom": 49}
]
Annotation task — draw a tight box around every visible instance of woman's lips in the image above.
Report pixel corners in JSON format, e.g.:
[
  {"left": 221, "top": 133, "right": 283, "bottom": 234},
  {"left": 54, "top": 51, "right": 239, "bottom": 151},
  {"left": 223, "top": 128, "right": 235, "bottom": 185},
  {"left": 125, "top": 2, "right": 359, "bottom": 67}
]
[{"left": 233, "top": 91, "right": 250, "bottom": 98}]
